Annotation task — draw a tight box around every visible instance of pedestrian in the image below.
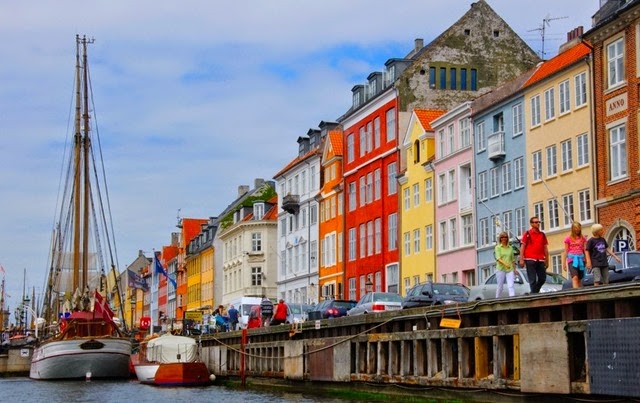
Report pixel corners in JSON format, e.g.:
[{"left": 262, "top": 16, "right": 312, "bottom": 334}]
[
  {"left": 495, "top": 232, "right": 516, "bottom": 298},
  {"left": 518, "top": 216, "right": 549, "bottom": 293},
  {"left": 585, "top": 223, "right": 622, "bottom": 286},
  {"left": 260, "top": 296, "right": 273, "bottom": 327},
  {"left": 271, "top": 299, "right": 289, "bottom": 326},
  {"left": 563, "top": 222, "right": 587, "bottom": 288},
  {"left": 227, "top": 304, "right": 239, "bottom": 331}
]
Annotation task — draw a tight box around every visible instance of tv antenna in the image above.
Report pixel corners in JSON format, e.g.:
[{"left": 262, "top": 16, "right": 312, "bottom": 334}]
[{"left": 529, "top": 14, "right": 568, "bottom": 60}]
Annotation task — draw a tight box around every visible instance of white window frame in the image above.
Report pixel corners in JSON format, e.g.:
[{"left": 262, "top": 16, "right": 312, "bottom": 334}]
[
  {"left": 475, "top": 121, "right": 486, "bottom": 151},
  {"left": 546, "top": 145, "right": 557, "bottom": 177},
  {"left": 512, "top": 103, "right": 523, "bottom": 136},
  {"left": 575, "top": 72, "right": 587, "bottom": 107},
  {"left": 548, "top": 199, "right": 559, "bottom": 229},
  {"left": 577, "top": 133, "right": 589, "bottom": 167},
  {"left": 531, "top": 95, "right": 541, "bottom": 127},
  {"left": 561, "top": 139, "right": 573, "bottom": 172},
  {"left": 502, "top": 162, "right": 512, "bottom": 193},
  {"left": 544, "top": 87, "right": 555, "bottom": 121},
  {"left": 607, "top": 37, "right": 625, "bottom": 88},
  {"left": 559, "top": 80, "right": 570, "bottom": 114},
  {"left": 562, "top": 194, "right": 574, "bottom": 227},
  {"left": 424, "top": 178, "right": 433, "bottom": 202},
  {"left": 425, "top": 225, "right": 433, "bottom": 250},
  {"left": 514, "top": 157, "right": 524, "bottom": 189},
  {"left": 490, "top": 167, "right": 500, "bottom": 198},
  {"left": 578, "top": 189, "right": 592, "bottom": 222},
  {"left": 609, "top": 123, "right": 627, "bottom": 181}
]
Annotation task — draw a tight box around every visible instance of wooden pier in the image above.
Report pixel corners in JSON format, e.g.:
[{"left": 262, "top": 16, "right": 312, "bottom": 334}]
[{"left": 201, "top": 283, "right": 640, "bottom": 398}]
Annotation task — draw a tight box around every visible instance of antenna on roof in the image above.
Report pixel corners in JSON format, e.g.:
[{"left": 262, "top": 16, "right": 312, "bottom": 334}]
[{"left": 528, "top": 14, "right": 568, "bottom": 60}]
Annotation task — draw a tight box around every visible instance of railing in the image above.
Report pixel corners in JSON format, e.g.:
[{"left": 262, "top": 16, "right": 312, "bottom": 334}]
[{"left": 487, "top": 131, "right": 505, "bottom": 160}]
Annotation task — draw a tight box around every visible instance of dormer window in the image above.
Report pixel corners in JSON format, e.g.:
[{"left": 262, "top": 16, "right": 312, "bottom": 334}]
[
  {"left": 254, "top": 202, "right": 265, "bottom": 220},
  {"left": 353, "top": 91, "right": 361, "bottom": 108},
  {"left": 386, "top": 65, "right": 396, "bottom": 84}
]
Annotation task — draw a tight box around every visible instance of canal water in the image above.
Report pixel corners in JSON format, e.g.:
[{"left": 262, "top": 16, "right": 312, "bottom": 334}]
[{"left": 0, "top": 377, "right": 597, "bottom": 402}]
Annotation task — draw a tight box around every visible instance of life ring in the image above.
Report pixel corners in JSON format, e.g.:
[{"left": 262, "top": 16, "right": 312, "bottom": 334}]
[
  {"left": 139, "top": 317, "right": 151, "bottom": 330},
  {"left": 59, "top": 319, "right": 68, "bottom": 333}
]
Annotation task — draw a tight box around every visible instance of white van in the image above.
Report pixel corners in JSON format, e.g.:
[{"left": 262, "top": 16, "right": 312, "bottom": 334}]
[{"left": 228, "top": 297, "right": 263, "bottom": 329}]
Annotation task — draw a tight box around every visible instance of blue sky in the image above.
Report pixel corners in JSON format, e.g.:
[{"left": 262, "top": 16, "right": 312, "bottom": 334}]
[{"left": 0, "top": 0, "right": 595, "bottom": 313}]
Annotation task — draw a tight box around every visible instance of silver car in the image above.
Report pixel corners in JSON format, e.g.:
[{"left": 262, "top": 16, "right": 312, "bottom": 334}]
[
  {"left": 347, "top": 292, "right": 403, "bottom": 316},
  {"left": 469, "top": 269, "right": 566, "bottom": 300}
]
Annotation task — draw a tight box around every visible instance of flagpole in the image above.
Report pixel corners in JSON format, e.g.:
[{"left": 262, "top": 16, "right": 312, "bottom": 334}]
[{"left": 150, "top": 252, "right": 156, "bottom": 337}]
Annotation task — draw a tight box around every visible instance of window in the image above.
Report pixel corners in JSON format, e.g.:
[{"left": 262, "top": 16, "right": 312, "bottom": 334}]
[
  {"left": 448, "top": 124, "right": 455, "bottom": 154},
  {"left": 575, "top": 72, "right": 587, "bottom": 107},
  {"left": 460, "top": 118, "right": 471, "bottom": 147},
  {"left": 579, "top": 189, "right": 592, "bottom": 222},
  {"left": 534, "top": 202, "right": 545, "bottom": 231},
  {"left": 559, "top": 80, "right": 570, "bottom": 114},
  {"left": 349, "top": 278, "right": 356, "bottom": 301},
  {"left": 429, "top": 66, "right": 436, "bottom": 88},
  {"left": 471, "top": 68, "right": 477, "bottom": 91},
  {"left": 338, "top": 231, "right": 343, "bottom": 262},
  {"left": 462, "top": 215, "right": 473, "bottom": 245},
  {"left": 448, "top": 169, "right": 457, "bottom": 202},
  {"left": 438, "top": 173, "right": 447, "bottom": 205},
  {"left": 348, "top": 228, "right": 356, "bottom": 261},
  {"left": 577, "top": 133, "right": 589, "bottom": 167},
  {"left": 440, "top": 67, "right": 446, "bottom": 89},
  {"left": 348, "top": 182, "right": 356, "bottom": 211},
  {"left": 359, "top": 275, "right": 365, "bottom": 298},
  {"left": 366, "top": 172, "right": 373, "bottom": 203},
  {"left": 251, "top": 267, "right": 262, "bottom": 286},
  {"left": 544, "top": 88, "right": 555, "bottom": 121},
  {"left": 403, "top": 188, "right": 411, "bottom": 210},
  {"left": 475, "top": 121, "right": 486, "bottom": 151},
  {"left": 561, "top": 139, "right": 573, "bottom": 172},
  {"left": 439, "top": 221, "right": 448, "bottom": 251},
  {"left": 562, "top": 194, "right": 574, "bottom": 226},
  {"left": 490, "top": 167, "right": 500, "bottom": 197},
  {"left": 512, "top": 103, "right": 523, "bottom": 135},
  {"left": 404, "top": 232, "right": 411, "bottom": 256},
  {"left": 367, "top": 221, "right": 374, "bottom": 256},
  {"left": 413, "top": 229, "right": 421, "bottom": 253},
  {"left": 413, "top": 275, "right": 420, "bottom": 286},
  {"left": 425, "top": 225, "right": 433, "bottom": 250},
  {"left": 515, "top": 207, "right": 526, "bottom": 237},
  {"left": 438, "top": 129, "right": 446, "bottom": 158},
  {"left": 375, "top": 218, "right": 381, "bottom": 253},
  {"left": 477, "top": 171, "right": 487, "bottom": 200},
  {"left": 449, "top": 218, "right": 458, "bottom": 249},
  {"left": 359, "top": 176, "right": 366, "bottom": 207},
  {"left": 609, "top": 124, "right": 627, "bottom": 180},
  {"left": 461, "top": 68, "right": 467, "bottom": 90},
  {"left": 532, "top": 150, "right": 542, "bottom": 181},
  {"left": 479, "top": 218, "right": 489, "bottom": 246},
  {"left": 451, "top": 68, "right": 457, "bottom": 90},
  {"left": 548, "top": 199, "right": 559, "bottom": 229},
  {"left": 388, "top": 213, "right": 397, "bottom": 251},
  {"left": 359, "top": 224, "right": 366, "bottom": 258},
  {"left": 374, "top": 117, "right": 381, "bottom": 149},
  {"left": 424, "top": 178, "right": 433, "bottom": 202},
  {"left": 359, "top": 127, "right": 366, "bottom": 157},
  {"left": 502, "top": 162, "right": 512, "bottom": 193},
  {"left": 607, "top": 37, "right": 625, "bottom": 88},
  {"left": 386, "top": 108, "right": 396, "bottom": 142},
  {"left": 514, "top": 157, "right": 524, "bottom": 189},
  {"left": 387, "top": 162, "right": 397, "bottom": 194},
  {"left": 503, "top": 210, "right": 512, "bottom": 237},
  {"left": 366, "top": 122, "right": 373, "bottom": 153},
  {"left": 374, "top": 169, "right": 381, "bottom": 200},
  {"left": 386, "top": 265, "right": 398, "bottom": 293},
  {"left": 251, "top": 232, "right": 262, "bottom": 252},
  {"left": 530, "top": 95, "right": 541, "bottom": 126},
  {"left": 413, "top": 183, "right": 420, "bottom": 206}
]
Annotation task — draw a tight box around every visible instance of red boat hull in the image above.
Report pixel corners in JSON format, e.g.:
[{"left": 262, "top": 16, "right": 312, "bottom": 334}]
[{"left": 152, "top": 362, "right": 211, "bottom": 386}]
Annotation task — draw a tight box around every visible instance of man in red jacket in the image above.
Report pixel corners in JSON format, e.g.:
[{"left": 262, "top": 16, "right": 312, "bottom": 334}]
[
  {"left": 518, "top": 216, "right": 549, "bottom": 294},
  {"left": 271, "top": 299, "right": 288, "bottom": 326}
]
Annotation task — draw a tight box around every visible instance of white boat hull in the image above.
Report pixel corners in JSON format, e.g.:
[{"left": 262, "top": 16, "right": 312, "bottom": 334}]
[
  {"left": 133, "top": 362, "right": 160, "bottom": 384},
  {"left": 30, "top": 338, "right": 132, "bottom": 380}
]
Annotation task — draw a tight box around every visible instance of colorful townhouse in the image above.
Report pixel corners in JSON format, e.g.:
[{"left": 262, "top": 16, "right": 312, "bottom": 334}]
[
  {"left": 318, "top": 128, "right": 346, "bottom": 300},
  {"left": 521, "top": 38, "right": 594, "bottom": 273},
  {"left": 431, "top": 102, "right": 477, "bottom": 286},
  {"left": 184, "top": 217, "right": 216, "bottom": 314},
  {"left": 398, "top": 109, "right": 445, "bottom": 294},
  {"left": 175, "top": 217, "right": 207, "bottom": 327},
  {"left": 471, "top": 70, "right": 536, "bottom": 283},
  {"left": 160, "top": 241, "right": 178, "bottom": 328},
  {"left": 218, "top": 190, "right": 278, "bottom": 306},
  {"left": 275, "top": 124, "right": 333, "bottom": 304},
  {"left": 584, "top": 0, "right": 640, "bottom": 251}
]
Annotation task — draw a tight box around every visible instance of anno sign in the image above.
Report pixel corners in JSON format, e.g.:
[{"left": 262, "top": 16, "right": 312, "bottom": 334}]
[{"left": 606, "top": 93, "right": 627, "bottom": 116}]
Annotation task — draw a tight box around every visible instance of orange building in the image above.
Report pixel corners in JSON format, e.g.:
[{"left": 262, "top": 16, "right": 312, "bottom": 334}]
[
  {"left": 318, "top": 129, "right": 345, "bottom": 299},
  {"left": 175, "top": 217, "right": 208, "bottom": 326}
]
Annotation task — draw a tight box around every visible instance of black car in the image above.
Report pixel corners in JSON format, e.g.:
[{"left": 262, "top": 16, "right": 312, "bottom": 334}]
[
  {"left": 307, "top": 299, "right": 356, "bottom": 320},
  {"left": 402, "top": 282, "right": 470, "bottom": 309},
  {"left": 562, "top": 251, "right": 640, "bottom": 289}
]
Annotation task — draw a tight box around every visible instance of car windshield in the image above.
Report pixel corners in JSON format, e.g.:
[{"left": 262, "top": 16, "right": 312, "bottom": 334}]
[{"left": 432, "top": 284, "right": 469, "bottom": 296}]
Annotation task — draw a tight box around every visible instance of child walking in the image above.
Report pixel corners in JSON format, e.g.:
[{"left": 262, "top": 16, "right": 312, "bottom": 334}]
[{"left": 585, "top": 223, "right": 622, "bottom": 286}]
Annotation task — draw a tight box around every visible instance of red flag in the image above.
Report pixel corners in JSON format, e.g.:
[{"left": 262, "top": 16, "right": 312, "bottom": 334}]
[
  {"left": 94, "top": 290, "right": 114, "bottom": 320},
  {"left": 0, "top": 265, "right": 5, "bottom": 274}
]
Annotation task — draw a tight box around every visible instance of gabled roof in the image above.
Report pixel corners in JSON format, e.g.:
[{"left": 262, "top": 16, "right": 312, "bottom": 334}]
[
  {"left": 414, "top": 109, "right": 447, "bottom": 131},
  {"left": 524, "top": 42, "right": 592, "bottom": 87},
  {"left": 471, "top": 68, "right": 537, "bottom": 116},
  {"left": 327, "top": 130, "right": 343, "bottom": 156},
  {"left": 273, "top": 147, "right": 320, "bottom": 179},
  {"left": 241, "top": 195, "right": 278, "bottom": 222},
  {"left": 181, "top": 218, "right": 208, "bottom": 245}
]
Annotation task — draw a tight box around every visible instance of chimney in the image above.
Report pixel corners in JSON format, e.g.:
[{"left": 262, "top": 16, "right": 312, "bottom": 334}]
[
  {"left": 238, "top": 185, "right": 249, "bottom": 197},
  {"left": 414, "top": 38, "right": 424, "bottom": 53},
  {"left": 559, "top": 26, "right": 584, "bottom": 53},
  {"left": 254, "top": 178, "right": 265, "bottom": 188}
]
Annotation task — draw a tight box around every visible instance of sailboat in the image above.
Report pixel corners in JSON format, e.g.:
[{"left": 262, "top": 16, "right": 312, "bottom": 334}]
[{"left": 30, "top": 35, "right": 132, "bottom": 380}]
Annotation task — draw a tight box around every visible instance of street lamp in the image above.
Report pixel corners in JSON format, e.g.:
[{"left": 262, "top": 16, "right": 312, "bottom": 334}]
[
  {"left": 365, "top": 278, "right": 374, "bottom": 293},
  {"left": 130, "top": 294, "right": 136, "bottom": 332}
]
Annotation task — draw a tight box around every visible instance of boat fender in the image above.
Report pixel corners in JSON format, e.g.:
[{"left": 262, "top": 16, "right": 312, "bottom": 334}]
[{"left": 209, "top": 374, "right": 216, "bottom": 382}]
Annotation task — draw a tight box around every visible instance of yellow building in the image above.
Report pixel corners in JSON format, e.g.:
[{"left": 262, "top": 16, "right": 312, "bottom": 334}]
[
  {"left": 398, "top": 109, "right": 445, "bottom": 294},
  {"left": 522, "top": 41, "right": 594, "bottom": 274},
  {"left": 185, "top": 251, "right": 202, "bottom": 312}
]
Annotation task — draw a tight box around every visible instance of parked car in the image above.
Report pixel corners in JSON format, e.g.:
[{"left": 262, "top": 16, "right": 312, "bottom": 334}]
[
  {"left": 402, "top": 282, "right": 470, "bottom": 309},
  {"left": 562, "top": 251, "right": 640, "bottom": 289},
  {"left": 469, "top": 268, "right": 566, "bottom": 300},
  {"left": 307, "top": 299, "right": 356, "bottom": 320},
  {"left": 286, "top": 303, "right": 314, "bottom": 323},
  {"left": 347, "top": 292, "right": 403, "bottom": 316}
]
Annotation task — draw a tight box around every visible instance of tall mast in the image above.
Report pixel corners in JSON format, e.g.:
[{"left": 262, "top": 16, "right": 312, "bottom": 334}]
[
  {"left": 72, "top": 35, "right": 83, "bottom": 292},
  {"left": 82, "top": 36, "right": 91, "bottom": 292}
]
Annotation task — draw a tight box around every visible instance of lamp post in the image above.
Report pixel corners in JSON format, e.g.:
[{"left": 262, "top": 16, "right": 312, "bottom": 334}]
[
  {"left": 130, "top": 293, "right": 136, "bottom": 332},
  {"left": 365, "top": 278, "right": 374, "bottom": 294}
]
